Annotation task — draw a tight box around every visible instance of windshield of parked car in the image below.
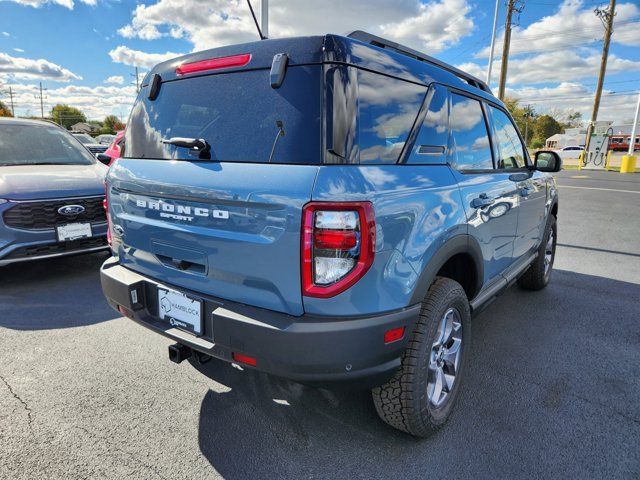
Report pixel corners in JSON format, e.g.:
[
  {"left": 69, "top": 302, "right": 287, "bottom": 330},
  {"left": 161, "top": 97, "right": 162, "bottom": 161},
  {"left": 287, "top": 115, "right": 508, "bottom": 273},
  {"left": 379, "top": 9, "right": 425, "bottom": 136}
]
[
  {"left": 73, "top": 134, "right": 96, "bottom": 145},
  {"left": 0, "top": 124, "right": 96, "bottom": 166}
]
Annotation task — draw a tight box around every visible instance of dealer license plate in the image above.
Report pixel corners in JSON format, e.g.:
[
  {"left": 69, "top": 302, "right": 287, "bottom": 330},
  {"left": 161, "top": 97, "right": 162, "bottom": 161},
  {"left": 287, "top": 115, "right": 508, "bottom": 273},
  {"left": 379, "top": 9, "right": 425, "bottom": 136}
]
[
  {"left": 56, "top": 222, "right": 92, "bottom": 242},
  {"left": 157, "top": 287, "right": 202, "bottom": 335}
]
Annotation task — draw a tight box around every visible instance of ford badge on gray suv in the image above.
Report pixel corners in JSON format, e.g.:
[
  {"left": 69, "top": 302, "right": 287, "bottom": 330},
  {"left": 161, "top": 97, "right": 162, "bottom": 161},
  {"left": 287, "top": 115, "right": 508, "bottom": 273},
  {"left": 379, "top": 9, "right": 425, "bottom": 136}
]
[
  {"left": 0, "top": 118, "right": 109, "bottom": 266},
  {"left": 100, "top": 32, "right": 561, "bottom": 437}
]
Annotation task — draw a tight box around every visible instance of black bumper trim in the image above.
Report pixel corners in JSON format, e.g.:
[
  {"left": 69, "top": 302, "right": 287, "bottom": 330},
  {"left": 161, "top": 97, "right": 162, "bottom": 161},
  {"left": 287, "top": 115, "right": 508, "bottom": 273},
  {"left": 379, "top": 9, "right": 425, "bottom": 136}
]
[{"left": 100, "top": 257, "right": 421, "bottom": 387}]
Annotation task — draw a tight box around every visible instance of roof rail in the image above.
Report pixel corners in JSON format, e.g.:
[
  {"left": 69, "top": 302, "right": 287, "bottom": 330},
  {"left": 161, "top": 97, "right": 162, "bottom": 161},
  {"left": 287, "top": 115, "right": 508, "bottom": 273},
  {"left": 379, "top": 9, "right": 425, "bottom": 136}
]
[{"left": 347, "top": 30, "right": 491, "bottom": 94}]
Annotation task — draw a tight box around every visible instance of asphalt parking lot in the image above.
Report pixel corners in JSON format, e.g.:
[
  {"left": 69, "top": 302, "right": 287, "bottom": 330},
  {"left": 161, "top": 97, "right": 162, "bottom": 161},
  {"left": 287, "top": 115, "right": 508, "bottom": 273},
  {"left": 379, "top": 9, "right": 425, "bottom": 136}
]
[{"left": 1, "top": 169, "right": 638, "bottom": 479}]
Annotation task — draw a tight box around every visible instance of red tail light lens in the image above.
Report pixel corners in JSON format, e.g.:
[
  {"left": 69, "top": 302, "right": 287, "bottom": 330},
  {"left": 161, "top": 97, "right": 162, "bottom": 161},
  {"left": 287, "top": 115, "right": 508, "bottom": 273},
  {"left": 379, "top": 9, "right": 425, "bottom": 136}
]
[
  {"left": 302, "top": 202, "right": 375, "bottom": 298},
  {"left": 232, "top": 352, "right": 257, "bottom": 367},
  {"left": 176, "top": 53, "right": 251, "bottom": 76}
]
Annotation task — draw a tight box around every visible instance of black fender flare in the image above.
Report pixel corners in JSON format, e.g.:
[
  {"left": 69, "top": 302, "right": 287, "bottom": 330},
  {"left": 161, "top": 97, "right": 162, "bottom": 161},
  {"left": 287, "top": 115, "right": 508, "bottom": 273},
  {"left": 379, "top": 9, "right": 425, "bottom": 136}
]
[{"left": 409, "top": 234, "right": 484, "bottom": 305}]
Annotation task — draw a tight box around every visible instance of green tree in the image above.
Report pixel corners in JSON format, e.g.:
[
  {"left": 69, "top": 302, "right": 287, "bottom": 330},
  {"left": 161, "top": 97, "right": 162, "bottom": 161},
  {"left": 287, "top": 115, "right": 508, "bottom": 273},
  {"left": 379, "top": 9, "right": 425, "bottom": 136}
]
[
  {"left": 50, "top": 104, "right": 86, "bottom": 129},
  {"left": 0, "top": 100, "right": 12, "bottom": 117},
  {"left": 504, "top": 98, "right": 537, "bottom": 147},
  {"left": 102, "top": 115, "right": 121, "bottom": 134},
  {"left": 532, "top": 114, "right": 562, "bottom": 146}
]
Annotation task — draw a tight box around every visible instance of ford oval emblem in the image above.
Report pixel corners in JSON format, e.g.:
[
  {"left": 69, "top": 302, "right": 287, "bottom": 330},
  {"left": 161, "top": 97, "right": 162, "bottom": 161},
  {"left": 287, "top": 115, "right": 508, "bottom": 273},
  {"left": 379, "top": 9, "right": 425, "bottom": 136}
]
[{"left": 58, "top": 204, "right": 85, "bottom": 216}]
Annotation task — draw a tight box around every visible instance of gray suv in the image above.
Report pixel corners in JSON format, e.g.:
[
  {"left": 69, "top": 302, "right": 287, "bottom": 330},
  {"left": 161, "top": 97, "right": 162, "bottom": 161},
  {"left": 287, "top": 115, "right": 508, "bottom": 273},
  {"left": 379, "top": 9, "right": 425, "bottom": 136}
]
[{"left": 0, "top": 118, "right": 109, "bottom": 266}]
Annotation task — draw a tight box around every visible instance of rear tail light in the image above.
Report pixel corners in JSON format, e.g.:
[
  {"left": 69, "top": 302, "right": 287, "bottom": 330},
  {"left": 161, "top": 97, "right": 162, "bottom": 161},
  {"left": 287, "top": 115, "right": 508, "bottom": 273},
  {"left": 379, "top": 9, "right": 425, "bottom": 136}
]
[
  {"left": 302, "top": 202, "right": 375, "bottom": 298},
  {"left": 176, "top": 53, "right": 251, "bottom": 76},
  {"left": 103, "top": 184, "right": 112, "bottom": 247}
]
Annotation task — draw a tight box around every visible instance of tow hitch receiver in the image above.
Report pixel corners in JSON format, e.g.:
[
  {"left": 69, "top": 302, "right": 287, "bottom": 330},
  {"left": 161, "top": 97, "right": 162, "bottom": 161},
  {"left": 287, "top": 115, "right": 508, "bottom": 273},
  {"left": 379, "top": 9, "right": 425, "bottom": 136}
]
[{"left": 168, "top": 343, "right": 192, "bottom": 364}]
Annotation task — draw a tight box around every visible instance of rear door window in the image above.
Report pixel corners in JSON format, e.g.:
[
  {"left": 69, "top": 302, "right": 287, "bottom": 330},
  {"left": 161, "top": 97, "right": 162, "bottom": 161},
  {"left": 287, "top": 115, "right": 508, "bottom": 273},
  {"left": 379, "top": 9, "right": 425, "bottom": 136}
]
[
  {"left": 449, "top": 93, "right": 494, "bottom": 171},
  {"left": 125, "top": 66, "right": 322, "bottom": 164},
  {"left": 405, "top": 85, "right": 449, "bottom": 164},
  {"left": 487, "top": 105, "right": 527, "bottom": 169}
]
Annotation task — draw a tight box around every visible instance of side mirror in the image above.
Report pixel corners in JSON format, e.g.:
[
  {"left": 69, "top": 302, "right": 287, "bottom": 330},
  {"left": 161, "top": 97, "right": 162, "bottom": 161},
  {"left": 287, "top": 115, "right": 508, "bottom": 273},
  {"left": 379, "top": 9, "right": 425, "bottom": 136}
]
[
  {"left": 534, "top": 150, "right": 562, "bottom": 172},
  {"left": 96, "top": 153, "right": 112, "bottom": 166}
]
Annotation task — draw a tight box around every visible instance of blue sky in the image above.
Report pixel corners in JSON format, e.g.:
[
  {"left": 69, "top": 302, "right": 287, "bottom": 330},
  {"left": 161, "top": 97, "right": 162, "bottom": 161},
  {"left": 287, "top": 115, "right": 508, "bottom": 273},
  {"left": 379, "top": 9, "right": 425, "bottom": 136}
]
[{"left": 0, "top": 0, "right": 638, "bottom": 123}]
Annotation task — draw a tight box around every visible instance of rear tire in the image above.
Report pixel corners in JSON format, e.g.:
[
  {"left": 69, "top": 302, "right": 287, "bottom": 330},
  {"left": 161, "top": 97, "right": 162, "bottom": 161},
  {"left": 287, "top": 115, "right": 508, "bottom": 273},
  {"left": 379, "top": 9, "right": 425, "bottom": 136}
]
[
  {"left": 518, "top": 214, "right": 557, "bottom": 290},
  {"left": 372, "top": 277, "right": 470, "bottom": 437}
]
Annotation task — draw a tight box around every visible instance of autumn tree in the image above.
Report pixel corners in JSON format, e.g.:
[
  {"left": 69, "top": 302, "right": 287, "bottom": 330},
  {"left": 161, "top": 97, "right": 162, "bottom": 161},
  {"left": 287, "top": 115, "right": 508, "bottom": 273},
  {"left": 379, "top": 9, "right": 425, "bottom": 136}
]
[
  {"left": 0, "top": 100, "right": 12, "bottom": 117},
  {"left": 50, "top": 104, "right": 86, "bottom": 129}
]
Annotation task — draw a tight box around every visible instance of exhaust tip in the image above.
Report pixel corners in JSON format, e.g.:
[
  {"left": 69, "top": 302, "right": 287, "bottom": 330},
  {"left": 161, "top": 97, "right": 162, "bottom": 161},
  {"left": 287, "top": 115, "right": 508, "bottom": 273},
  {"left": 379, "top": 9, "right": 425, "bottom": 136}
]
[{"left": 168, "top": 343, "right": 192, "bottom": 364}]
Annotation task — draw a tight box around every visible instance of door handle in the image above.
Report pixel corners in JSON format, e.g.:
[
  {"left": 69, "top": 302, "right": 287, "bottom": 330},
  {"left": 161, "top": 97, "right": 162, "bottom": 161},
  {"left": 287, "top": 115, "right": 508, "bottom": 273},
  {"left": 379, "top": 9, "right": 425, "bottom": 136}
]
[
  {"left": 471, "top": 194, "right": 494, "bottom": 208},
  {"left": 520, "top": 187, "right": 532, "bottom": 197}
]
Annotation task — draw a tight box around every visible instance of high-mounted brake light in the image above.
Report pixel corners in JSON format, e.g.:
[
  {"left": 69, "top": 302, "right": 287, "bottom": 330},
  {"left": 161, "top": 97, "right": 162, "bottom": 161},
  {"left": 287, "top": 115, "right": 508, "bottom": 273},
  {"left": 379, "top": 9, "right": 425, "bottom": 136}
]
[
  {"left": 302, "top": 202, "right": 375, "bottom": 298},
  {"left": 176, "top": 53, "right": 251, "bottom": 76}
]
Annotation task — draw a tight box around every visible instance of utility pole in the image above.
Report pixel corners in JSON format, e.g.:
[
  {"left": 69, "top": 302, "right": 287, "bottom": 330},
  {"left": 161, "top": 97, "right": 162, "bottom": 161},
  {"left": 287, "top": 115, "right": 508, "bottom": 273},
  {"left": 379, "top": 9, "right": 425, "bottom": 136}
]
[
  {"left": 523, "top": 104, "right": 534, "bottom": 146},
  {"left": 497, "top": 0, "right": 523, "bottom": 101},
  {"left": 131, "top": 67, "right": 140, "bottom": 94},
  {"left": 7, "top": 86, "right": 14, "bottom": 116},
  {"left": 584, "top": 0, "right": 616, "bottom": 153},
  {"left": 628, "top": 92, "right": 640, "bottom": 157},
  {"left": 38, "top": 82, "right": 47, "bottom": 118},
  {"left": 261, "top": 0, "right": 268, "bottom": 39},
  {"left": 487, "top": 0, "right": 500, "bottom": 85}
]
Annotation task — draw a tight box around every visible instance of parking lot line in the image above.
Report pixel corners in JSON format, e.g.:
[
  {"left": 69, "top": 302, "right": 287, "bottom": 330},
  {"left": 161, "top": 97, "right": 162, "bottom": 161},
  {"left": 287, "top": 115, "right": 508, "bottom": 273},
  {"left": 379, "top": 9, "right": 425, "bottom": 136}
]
[{"left": 558, "top": 185, "right": 640, "bottom": 194}]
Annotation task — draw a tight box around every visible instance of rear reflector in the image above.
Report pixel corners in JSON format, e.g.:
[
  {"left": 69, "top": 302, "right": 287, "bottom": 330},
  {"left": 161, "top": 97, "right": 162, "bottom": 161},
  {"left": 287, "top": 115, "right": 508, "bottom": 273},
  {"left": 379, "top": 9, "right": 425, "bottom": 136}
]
[
  {"left": 384, "top": 327, "right": 405, "bottom": 344},
  {"left": 232, "top": 352, "right": 257, "bottom": 367},
  {"left": 117, "top": 305, "right": 134, "bottom": 319},
  {"left": 176, "top": 53, "right": 251, "bottom": 76}
]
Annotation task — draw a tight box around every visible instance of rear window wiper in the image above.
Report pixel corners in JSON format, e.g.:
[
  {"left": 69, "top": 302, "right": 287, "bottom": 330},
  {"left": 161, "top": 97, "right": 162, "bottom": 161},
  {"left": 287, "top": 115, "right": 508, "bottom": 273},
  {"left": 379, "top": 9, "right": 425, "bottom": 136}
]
[{"left": 162, "top": 137, "right": 211, "bottom": 160}]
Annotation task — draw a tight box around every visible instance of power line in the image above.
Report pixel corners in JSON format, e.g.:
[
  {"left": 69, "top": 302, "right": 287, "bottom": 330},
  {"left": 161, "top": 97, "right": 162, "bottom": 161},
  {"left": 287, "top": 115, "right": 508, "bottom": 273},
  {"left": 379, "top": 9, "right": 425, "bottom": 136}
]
[{"left": 514, "top": 90, "right": 638, "bottom": 103}]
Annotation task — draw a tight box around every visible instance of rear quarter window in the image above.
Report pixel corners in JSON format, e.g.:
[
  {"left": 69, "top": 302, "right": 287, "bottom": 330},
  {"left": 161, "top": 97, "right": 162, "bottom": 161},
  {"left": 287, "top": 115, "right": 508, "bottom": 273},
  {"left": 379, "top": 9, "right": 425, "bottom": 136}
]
[{"left": 326, "top": 66, "right": 427, "bottom": 164}]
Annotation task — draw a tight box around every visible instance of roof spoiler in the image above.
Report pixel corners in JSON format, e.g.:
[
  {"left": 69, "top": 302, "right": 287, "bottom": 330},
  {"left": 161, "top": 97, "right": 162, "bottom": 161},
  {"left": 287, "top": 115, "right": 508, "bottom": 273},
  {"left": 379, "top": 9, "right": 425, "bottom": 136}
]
[{"left": 347, "top": 30, "right": 492, "bottom": 94}]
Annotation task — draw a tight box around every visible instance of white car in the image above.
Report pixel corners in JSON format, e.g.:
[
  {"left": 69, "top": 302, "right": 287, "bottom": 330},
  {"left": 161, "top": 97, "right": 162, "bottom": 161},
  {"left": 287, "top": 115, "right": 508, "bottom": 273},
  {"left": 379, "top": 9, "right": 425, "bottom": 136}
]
[{"left": 555, "top": 145, "right": 584, "bottom": 160}]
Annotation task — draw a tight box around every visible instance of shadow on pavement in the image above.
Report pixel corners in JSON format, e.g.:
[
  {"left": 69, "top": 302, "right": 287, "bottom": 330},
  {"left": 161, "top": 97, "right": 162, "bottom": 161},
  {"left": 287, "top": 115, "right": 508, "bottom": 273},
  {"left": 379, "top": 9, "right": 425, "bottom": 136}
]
[
  {"left": 194, "top": 269, "right": 640, "bottom": 479},
  {"left": 0, "top": 251, "right": 119, "bottom": 330}
]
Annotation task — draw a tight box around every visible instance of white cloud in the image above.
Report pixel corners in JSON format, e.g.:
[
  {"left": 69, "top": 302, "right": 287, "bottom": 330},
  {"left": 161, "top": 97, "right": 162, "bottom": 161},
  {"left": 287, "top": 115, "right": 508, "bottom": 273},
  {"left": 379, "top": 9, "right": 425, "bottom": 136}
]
[
  {"left": 108, "top": 45, "right": 182, "bottom": 68},
  {"left": 13, "top": 48, "right": 25, "bottom": 53},
  {"left": 506, "top": 83, "right": 639, "bottom": 124},
  {"left": 380, "top": 0, "right": 474, "bottom": 53},
  {"left": 476, "top": 0, "right": 640, "bottom": 58},
  {"left": 104, "top": 75, "right": 124, "bottom": 85},
  {"left": 2, "top": 32, "right": 9, "bottom": 37},
  {"left": 1, "top": 0, "right": 96, "bottom": 9},
  {"left": 116, "top": 0, "right": 474, "bottom": 53},
  {"left": 6, "top": 82, "right": 136, "bottom": 120},
  {"left": 0, "top": 52, "right": 81, "bottom": 82},
  {"left": 459, "top": 49, "right": 640, "bottom": 85}
]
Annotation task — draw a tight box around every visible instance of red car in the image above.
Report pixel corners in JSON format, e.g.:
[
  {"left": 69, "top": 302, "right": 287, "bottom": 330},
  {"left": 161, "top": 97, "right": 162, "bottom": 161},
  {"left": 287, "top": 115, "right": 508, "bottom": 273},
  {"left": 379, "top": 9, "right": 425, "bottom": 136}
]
[{"left": 101, "top": 130, "right": 125, "bottom": 165}]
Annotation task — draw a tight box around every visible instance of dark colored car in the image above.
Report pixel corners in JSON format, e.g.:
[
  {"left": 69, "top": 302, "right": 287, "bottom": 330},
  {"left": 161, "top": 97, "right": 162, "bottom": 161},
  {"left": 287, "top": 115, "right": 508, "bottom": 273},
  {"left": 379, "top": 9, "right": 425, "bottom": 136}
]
[
  {"left": 0, "top": 118, "right": 109, "bottom": 266},
  {"left": 100, "top": 31, "right": 561, "bottom": 436}
]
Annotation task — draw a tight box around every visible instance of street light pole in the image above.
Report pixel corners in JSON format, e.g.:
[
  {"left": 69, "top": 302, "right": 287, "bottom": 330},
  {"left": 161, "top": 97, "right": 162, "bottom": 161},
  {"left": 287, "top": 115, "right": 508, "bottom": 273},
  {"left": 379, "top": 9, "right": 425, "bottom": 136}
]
[
  {"left": 486, "top": 0, "right": 500, "bottom": 85},
  {"left": 261, "top": 0, "right": 269, "bottom": 39},
  {"left": 627, "top": 92, "right": 640, "bottom": 157}
]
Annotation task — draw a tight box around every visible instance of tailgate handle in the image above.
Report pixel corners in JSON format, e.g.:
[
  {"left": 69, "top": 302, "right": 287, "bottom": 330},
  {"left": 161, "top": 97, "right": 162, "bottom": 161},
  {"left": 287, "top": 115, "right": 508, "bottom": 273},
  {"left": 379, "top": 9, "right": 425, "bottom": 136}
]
[{"left": 157, "top": 254, "right": 206, "bottom": 275}]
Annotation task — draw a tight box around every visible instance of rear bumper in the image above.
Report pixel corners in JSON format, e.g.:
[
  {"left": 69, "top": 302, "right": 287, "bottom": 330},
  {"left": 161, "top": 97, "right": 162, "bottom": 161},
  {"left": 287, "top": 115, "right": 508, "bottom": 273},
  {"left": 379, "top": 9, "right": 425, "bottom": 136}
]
[{"left": 100, "top": 257, "right": 420, "bottom": 387}]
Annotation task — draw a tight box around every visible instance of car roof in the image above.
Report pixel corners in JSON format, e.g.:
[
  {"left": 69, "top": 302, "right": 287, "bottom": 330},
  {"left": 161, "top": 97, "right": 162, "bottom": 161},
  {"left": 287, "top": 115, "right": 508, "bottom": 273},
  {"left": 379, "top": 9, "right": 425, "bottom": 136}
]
[
  {"left": 145, "top": 33, "right": 499, "bottom": 105},
  {"left": 0, "top": 117, "right": 63, "bottom": 128}
]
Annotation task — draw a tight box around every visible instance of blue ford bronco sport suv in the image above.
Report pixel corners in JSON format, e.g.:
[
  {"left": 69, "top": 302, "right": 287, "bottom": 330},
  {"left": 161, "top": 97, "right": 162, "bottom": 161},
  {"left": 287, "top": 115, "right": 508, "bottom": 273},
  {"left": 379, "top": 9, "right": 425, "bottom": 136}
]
[{"left": 100, "top": 31, "right": 561, "bottom": 437}]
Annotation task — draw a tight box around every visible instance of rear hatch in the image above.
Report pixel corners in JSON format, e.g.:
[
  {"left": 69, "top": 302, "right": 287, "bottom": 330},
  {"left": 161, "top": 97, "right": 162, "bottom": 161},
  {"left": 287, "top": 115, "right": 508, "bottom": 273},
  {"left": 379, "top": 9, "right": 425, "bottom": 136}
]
[{"left": 107, "top": 38, "right": 324, "bottom": 316}]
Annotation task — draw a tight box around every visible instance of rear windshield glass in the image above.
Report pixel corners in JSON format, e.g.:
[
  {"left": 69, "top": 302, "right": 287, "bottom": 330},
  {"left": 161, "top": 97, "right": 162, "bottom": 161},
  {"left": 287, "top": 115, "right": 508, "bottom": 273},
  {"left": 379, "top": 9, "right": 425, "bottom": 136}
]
[
  {"left": 0, "top": 124, "right": 95, "bottom": 166},
  {"left": 125, "top": 65, "right": 321, "bottom": 164}
]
